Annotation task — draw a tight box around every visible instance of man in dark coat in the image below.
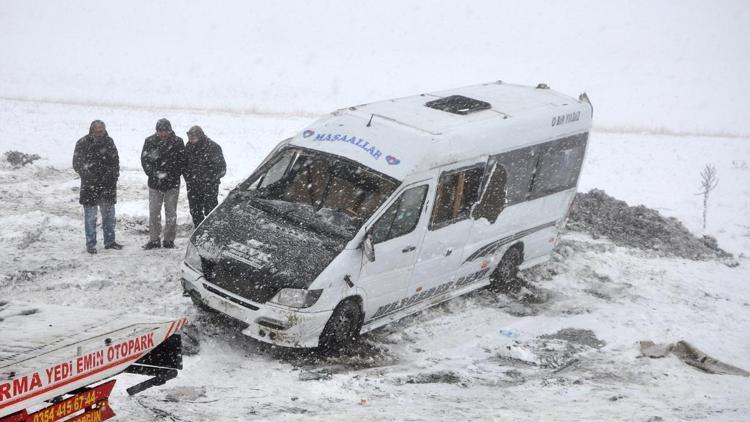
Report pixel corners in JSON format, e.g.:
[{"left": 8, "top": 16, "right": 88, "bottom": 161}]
[
  {"left": 184, "top": 125, "right": 226, "bottom": 227},
  {"left": 72, "top": 120, "right": 122, "bottom": 254},
  {"left": 141, "top": 118, "right": 185, "bottom": 249}
]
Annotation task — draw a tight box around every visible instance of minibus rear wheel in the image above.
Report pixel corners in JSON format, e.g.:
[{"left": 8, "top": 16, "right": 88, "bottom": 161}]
[
  {"left": 491, "top": 246, "right": 523, "bottom": 292},
  {"left": 319, "top": 299, "right": 362, "bottom": 352}
]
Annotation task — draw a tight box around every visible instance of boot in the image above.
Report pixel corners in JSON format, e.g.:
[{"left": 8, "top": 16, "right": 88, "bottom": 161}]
[{"left": 143, "top": 240, "right": 161, "bottom": 250}]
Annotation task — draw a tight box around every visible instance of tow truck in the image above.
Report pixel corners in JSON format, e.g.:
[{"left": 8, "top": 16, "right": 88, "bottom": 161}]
[{"left": 1, "top": 301, "right": 186, "bottom": 421}]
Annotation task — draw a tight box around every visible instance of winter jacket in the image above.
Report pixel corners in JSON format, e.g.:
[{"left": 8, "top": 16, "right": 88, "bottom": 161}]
[
  {"left": 184, "top": 136, "right": 226, "bottom": 188},
  {"left": 140, "top": 132, "right": 185, "bottom": 191},
  {"left": 72, "top": 132, "right": 119, "bottom": 206}
]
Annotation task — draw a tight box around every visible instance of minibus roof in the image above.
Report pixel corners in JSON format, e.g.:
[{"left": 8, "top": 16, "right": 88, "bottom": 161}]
[{"left": 289, "top": 81, "right": 592, "bottom": 180}]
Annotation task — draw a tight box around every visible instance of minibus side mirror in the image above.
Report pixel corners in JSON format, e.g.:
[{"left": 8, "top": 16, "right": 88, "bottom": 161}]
[{"left": 363, "top": 233, "right": 376, "bottom": 262}]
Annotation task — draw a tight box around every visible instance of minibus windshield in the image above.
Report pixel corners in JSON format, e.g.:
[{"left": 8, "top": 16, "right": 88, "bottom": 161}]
[{"left": 241, "top": 148, "right": 398, "bottom": 238}]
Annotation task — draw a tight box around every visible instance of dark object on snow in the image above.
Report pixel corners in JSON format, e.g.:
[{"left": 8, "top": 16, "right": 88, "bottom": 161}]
[
  {"left": 639, "top": 340, "right": 750, "bottom": 377},
  {"left": 298, "top": 368, "right": 333, "bottom": 381},
  {"left": 540, "top": 328, "right": 606, "bottom": 349},
  {"left": 184, "top": 126, "right": 226, "bottom": 227},
  {"left": 141, "top": 123, "right": 185, "bottom": 192},
  {"left": 72, "top": 121, "right": 120, "bottom": 206},
  {"left": 401, "top": 370, "right": 465, "bottom": 385},
  {"left": 567, "top": 189, "right": 733, "bottom": 261},
  {"left": 4, "top": 150, "right": 41, "bottom": 167}
]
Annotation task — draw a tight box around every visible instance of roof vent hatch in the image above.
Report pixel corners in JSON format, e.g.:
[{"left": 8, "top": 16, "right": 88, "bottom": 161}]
[{"left": 425, "top": 95, "right": 491, "bottom": 115}]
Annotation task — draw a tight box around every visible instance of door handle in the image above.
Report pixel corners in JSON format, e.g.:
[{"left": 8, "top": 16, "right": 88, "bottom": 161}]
[
  {"left": 445, "top": 248, "right": 453, "bottom": 256},
  {"left": 402, "top": 245, "right": 416, "bottom": 253}
]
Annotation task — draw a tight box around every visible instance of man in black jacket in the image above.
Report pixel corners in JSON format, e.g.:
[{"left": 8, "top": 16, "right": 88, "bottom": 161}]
[
  {"left": 184, "top": 126, "right": 226, "bottom": 227},
  {"left": 141, "top": 118, "right": 185, "bottom": 249},
  {"left": 72, "top": 120, "right": 122, "bottom": 254}
]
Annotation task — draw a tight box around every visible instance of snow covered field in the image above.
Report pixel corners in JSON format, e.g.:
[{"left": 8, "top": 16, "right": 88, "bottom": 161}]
[
  {"left": 2, "top": 1, "right": 750, "bottom": 421},
  {"left": 1, "top": 98, "right": 749, "bottom": 421}
]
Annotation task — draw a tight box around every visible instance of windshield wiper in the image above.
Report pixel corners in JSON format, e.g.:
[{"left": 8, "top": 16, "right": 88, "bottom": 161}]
[{"left": 250, "top": 197, "right": 294, "bottom": 217}]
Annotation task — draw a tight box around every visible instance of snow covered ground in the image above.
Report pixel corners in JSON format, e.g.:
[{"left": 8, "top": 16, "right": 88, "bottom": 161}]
[
  {"left": 1, "top": 98, "right": 749, "bottom": 421},
  {"left": 2, "top": 1, "right": 750, "bottom": 420}
]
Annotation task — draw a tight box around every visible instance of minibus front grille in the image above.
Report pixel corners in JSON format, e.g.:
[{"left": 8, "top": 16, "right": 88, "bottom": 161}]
[
  {"left": 201, "top": 257, "right": 282, "bottom": 304},
  {"left": 203, "top": 283, "right": 260, "bottom": 311}
]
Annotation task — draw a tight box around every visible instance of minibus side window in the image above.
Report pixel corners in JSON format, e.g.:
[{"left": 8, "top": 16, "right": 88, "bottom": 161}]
[
  {"left": 492, "top": 147, "right": 535, "bottom": 205},
  {"left": 530, "top": 133, "right": 587, "bottom": 198},
  {"left": 472, "top": 162, "right": 508, "bottom": 224},
  {"left": 430, "top": 166, "right": 484, "bottom": 229},
  {"left": 370, "top": 185, "right": 428, "bottom": 244}
]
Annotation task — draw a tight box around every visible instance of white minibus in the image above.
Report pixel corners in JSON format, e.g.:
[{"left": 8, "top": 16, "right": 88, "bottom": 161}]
[{"left": 181, "top": 81, "right": 593, "bottom": 348}]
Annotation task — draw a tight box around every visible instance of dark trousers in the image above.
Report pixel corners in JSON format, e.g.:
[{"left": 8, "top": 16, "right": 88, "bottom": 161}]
[{"left": 187, "top": 182, "right": 219, "bottom": 227}]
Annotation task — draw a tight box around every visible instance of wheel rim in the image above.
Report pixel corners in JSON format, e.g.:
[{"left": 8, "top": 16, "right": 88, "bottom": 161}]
[
  {"left": 332, "top": 306, "right": 357, "bottom": 343},
  {"left": 498, "top": 249, "right": 519, "bottom": 282}
]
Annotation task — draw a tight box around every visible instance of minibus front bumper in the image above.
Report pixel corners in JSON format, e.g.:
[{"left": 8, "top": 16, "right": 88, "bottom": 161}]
[{"left": 180, "top": 262, "right": 332, "bottom": 348}]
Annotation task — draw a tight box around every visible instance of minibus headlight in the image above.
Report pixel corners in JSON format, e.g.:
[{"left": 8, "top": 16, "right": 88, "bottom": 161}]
[
  {"left": 185, "top": 242, "right": 202, "bottom": 271},
  {"left": 271, "top": 289, "right": 323, "bottom": 308}
]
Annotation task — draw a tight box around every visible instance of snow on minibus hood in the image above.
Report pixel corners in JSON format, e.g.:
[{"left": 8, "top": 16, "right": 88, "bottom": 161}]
[{"left": 190, "top": 192, "right": 348, "bottom": 294}]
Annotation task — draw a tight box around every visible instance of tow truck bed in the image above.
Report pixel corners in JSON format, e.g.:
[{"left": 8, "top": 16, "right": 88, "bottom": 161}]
[{"left": 0, "top": 301, "right": 186, "bottom": 420}]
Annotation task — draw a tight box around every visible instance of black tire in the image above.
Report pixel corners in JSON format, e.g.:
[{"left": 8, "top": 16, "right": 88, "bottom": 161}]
[
  {"left": 491, "top": 246, "right": 523, "bottom": 292},
  {"left": 319, "top": 300, "right": 362, "bottom": 351}
]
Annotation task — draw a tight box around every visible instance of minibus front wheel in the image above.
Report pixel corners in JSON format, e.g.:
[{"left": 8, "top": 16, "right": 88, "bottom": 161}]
[{"left": 318, "top": 299, "right": 362, "bottom": 351}]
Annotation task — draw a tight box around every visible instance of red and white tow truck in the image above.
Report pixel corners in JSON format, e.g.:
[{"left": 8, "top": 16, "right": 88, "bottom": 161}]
[{"left": 0, "top": 301, "right": 186, "bottom": 422}]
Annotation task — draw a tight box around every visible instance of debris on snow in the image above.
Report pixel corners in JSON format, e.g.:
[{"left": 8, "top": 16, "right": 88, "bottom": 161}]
[
  {"left": 638, "top": 340, "right": 672, "bottom": 358},
  {"left": 397, "top": 370, "right": 466, "bottom": 386},
  {"left": 540, "top": 328, "right": 606, "bottom": 349},
  {"left": 639, "top": 340, "right": 750, "bottom": 376},
  {"left": 493, "top": 329, "right": 605, "bottom": 373},
  {"left": 298, "top": 368, "right": 333, "bottom": 381},
  {"left": 3, "top": 150, "right": 41, "bottom": 168}
]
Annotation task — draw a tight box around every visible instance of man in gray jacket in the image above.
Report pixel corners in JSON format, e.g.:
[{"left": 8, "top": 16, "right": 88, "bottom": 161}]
[{"left": 140, "top": 118, "right": 185, "bottom": 249}]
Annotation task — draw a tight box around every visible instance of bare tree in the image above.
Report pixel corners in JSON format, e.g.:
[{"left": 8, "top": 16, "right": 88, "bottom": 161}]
[{"left": 696, "top": 164, "right": 719, "bottom": 230}]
